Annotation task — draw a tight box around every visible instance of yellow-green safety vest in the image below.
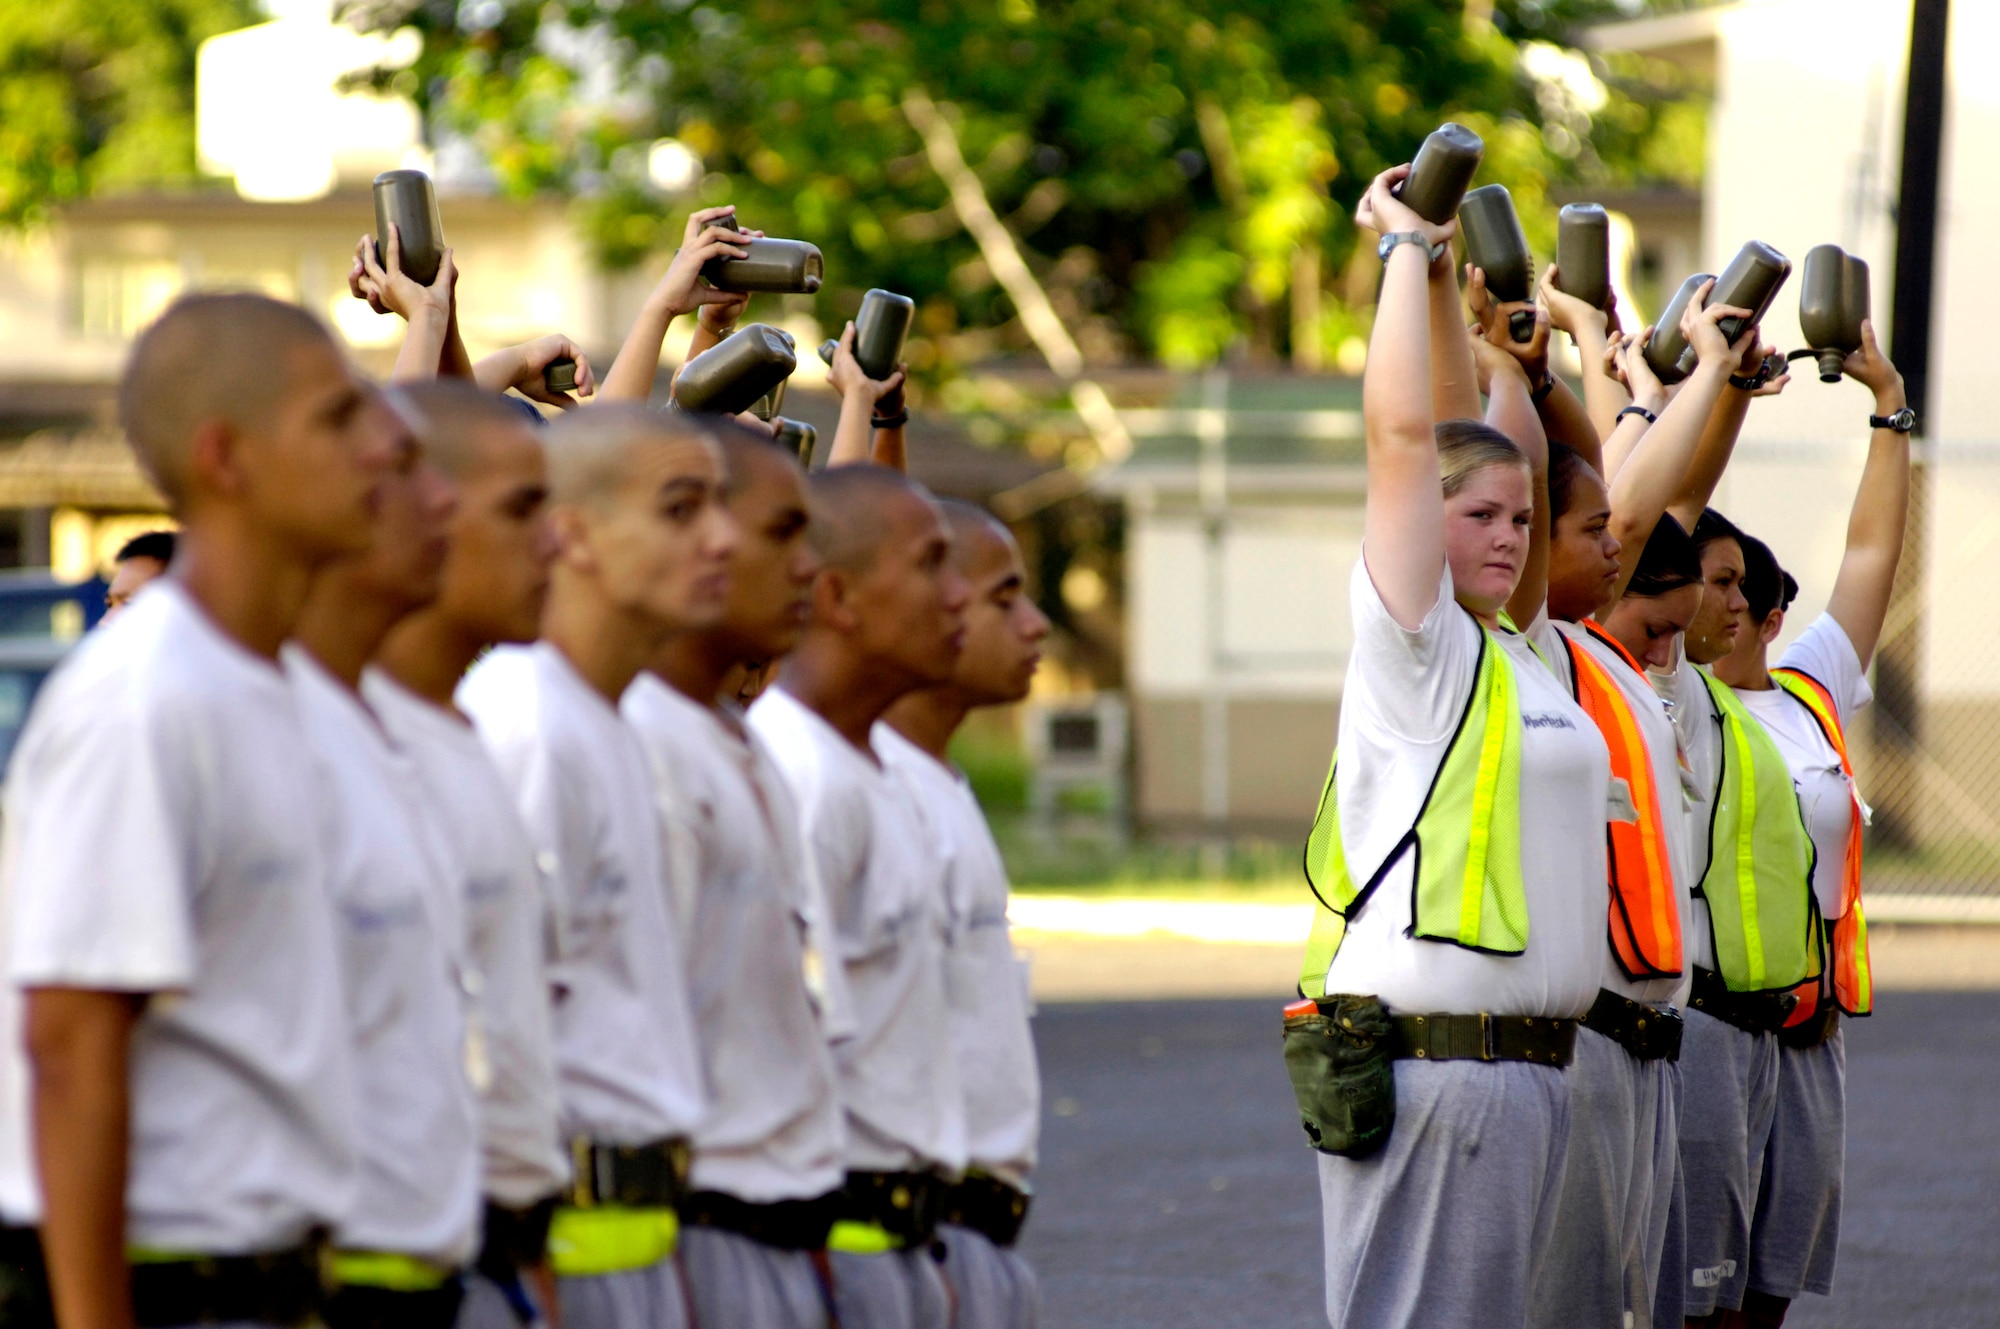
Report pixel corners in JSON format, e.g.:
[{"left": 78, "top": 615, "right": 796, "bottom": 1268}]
[
  {"left": 1694, "top": 668, "right": 1821, "bottom": 994},
  {"left": 1299, "top": 612, "right": 1529, "bottom": 999}
]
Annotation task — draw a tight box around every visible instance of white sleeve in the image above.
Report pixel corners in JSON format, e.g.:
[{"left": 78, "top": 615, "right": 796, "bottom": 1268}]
[
  {"left": 7, "top": 695, "right": 196, "bottom": 992},
  {"left": 1530, "top": 616, "right": 1578, "bottom": 695},
  {"left": 1347, "top": 557, "right": 1484, "bottom": 744},
  {"left": 1776, "top": 613, "right": 1873, "bottom": 722}
]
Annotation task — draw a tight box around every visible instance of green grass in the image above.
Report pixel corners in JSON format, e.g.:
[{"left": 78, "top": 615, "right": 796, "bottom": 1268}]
[{"left": 991, "top": 817, "right": 1307, "bottom": 899}]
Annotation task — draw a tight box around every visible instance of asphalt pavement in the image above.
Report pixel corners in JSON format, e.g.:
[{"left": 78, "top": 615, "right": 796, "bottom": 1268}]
[{"left": 1019, "top": 991, "right": 2000, "bottom": 1329}]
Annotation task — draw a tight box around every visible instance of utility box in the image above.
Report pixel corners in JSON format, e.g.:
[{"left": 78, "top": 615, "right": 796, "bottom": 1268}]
[{"left": 1024, "top": 694, "right": 1129, "bottom": 833}]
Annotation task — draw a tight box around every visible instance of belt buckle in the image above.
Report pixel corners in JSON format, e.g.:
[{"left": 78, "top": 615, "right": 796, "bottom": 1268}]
[
  {"left": 569, "top": 1137, "right": 597, "bottom": 1210},
  {"left": 1478, "top": 1012, "right": 1497, "bottom": 1061}
]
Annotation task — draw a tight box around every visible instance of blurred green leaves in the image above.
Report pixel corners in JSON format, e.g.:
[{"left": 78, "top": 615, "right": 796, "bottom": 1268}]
[{"left": 0, "top": 0, "right": 260, "bottom": 228}]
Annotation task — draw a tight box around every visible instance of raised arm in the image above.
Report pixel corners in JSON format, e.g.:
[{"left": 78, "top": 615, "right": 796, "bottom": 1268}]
[
  {"left": 1470, "top": 267, "right": 1600, "bottom": 475},
  {"left": 1822, "top": 321, "right": 1910, "bottom": 668},
  {"left": 1358, "top": 166, "right": 1457, "bottom": 629},
  {"left": 1541, "top": 265, "right": 1628, "bottom": 444},
  {"left": 601, "top": 206, "right": 754, "bottom": 403},
  {"left": 1605, "top": 292, "right": 1753, "bottom": 598},
  {"left": 823, "top": 323, "right": 908, "bottom": 468},
  {"left": 1466, "top": 322, "right": 1553, "bottom": 629},
  {"left": 473, "top": 333, "right": 598, "bottom": 410},
  {"left": 1662, "top": 297, "right": 1790, "bottom": 530},
  {"left": 354, "top": 225, "right": 457, "bottom": 384},
  {"left": 1429, "top": 252, "right": 1482, "bottom": 422}
]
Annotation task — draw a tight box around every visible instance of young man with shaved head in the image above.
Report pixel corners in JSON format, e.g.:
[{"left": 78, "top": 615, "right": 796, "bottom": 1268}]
[
  {"left": 458, "top": 405, "right": 734, "bottom": 1329},
  {"left": 622, "top": 423, "right": 849, "bottom": 1329},
  {"left": 2, "top": 293, "right": 398, "bottom": 1329},
  {"left": 283, "top": 395, "right": 476, "bottom": 1329},
  {"left": 748, "top": 463, "right": 972, "bottom": 1329},
  {"left": 877, "top": 501, "right": 1051, "bottom": 1329},
  {"left": 364, "top": 381, "right": 569, "bottom": 1329}
]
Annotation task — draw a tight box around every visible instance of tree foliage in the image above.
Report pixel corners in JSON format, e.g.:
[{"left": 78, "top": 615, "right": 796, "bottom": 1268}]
[{"left": 0, "top": 0, "right": 261, "bottom": 228}]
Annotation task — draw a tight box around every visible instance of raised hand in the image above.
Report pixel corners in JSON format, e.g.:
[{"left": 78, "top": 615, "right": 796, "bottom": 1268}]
[
  {"left": 646, "top": 205, "right": 761, "bottom": 322},
  {"left": 475, "top": 334, "right": 598, "bottom": 410}
]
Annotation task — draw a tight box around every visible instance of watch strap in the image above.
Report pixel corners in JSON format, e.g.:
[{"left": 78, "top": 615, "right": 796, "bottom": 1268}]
[
  {"left": 1868, "top": 409, "right": 1916, "bottom": 433},
  {"left": 872, "top": 408, "right": 911, "bottom": 429},
  {"left": 1379, "top": 232, "right": 1444, "bottom": 265},
  {"left": 1616, "top": 404, "right": 1658, "bottom": 426}
]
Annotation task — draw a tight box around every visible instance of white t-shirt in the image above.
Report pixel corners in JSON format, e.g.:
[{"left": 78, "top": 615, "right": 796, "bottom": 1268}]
[
  {"left": 622, "top": 673, "right": 845, "bottom": 1204},
  {"left": 287, "top": 648, "right": 481, "bottom": 1265},
  {"left": 1542, "top": 622, "right": 1697, "bottom": 1008},
  {"left": 364, "top": 668, "right": 569, "bottom": 1211},
  {"left": 2, "top": 583, "right": 356, "bottom": 1252},
  {"left": 1735, "top": 614, "right": 1872, "bottom": 922},
  {"left": 748, "top": 685, "right": 967, "bottom": 1176},
  {"left": 459, "top": 643, "right": 706, "bottom": 1148},
  {"left": 1318, "top": 562, "right": 1609, "bottom": 1019},
  {"left": 1662, "top": 651, "right": 1725, "bottom": 973},
  {"left": 874, "top": 724, "right": 1039, "bottom": 1191}
]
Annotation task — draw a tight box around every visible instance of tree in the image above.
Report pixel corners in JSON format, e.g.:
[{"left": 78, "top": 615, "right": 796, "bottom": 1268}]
[
  {"left": 0, "top": 0, "right": 260, "bottom": 228},
  {"left": 355, "top": 0, "right": 1699, "bottom": 374}
]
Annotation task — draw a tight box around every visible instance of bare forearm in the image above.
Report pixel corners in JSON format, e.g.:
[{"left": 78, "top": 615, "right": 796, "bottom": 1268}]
[
  {"left": 601, "top": 301, "right": 677, "bottom": 402},
  {"left": 870, "top": 424, "right": 907, "bottom": 472},
  {"left": 1614, "top": 366, "right": 1723, "bottom": 534},
  {"left": 827, "top": 394, "right": 877, "bottom": 467},
  {"left": 1428, "top": 259, "right": 1481, "bottom": 421},
  {"left": 440, "top": 306, "right": 476, "bottom": 381},
  {"left": 1666, "top": 385, "right": 1751, "bottom": 530},
  {"left": 29, "top": 991, "right": 139, "bottom": 1329},
  {"left": 1572, "top": 327, "right": 1629, "bottom": 443},
  {"left": 1848, "top": 383, "right": 1913, "bottom": 555},
  {"left": 390, "top": 309, "right": 450, "bottom": 384},
  {"left": 1536, "top": 377, "right": 1603, "bottom": 475},
  {"left": 683, "top": 319, "right": 729, "bottom": 364}
]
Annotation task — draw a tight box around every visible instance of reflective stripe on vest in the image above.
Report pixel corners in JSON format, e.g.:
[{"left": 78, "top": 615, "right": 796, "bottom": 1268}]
[
  {"left": 1772, "top": 667, "right": 1873, "bottom": 1017},
  {"left": 1298, "top": 612, "right": 1528, "bottom": 999},
  {"left": 1695, "top": 669, "right": 1820, "bottom": 993},
  {"left": 1566, "top": 623, "right": 1683, "bottom": 979}
]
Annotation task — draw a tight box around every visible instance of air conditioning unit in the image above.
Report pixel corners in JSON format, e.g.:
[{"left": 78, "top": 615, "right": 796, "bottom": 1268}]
[{"left": 1023, "top": 694, "right": 1129, "bottom": 829}]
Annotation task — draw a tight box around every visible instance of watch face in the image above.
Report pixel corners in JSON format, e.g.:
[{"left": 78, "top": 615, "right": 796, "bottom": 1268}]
[
  {"left": 1377, "top": 233, "right": 1395, "bottom": 262},
  {"left": 1896, "top": 409, "right": 1916, "bottom": 429}
]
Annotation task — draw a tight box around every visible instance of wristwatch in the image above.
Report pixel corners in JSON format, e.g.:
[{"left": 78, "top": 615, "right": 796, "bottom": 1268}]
[
  {"left": 1616, "top": 404, "right": 1658, "bottom": 426},
  {"left": 1868, "top": 407, "right": 1917, "bottom": 433},
  {"left": 1377, "top": 231, "right": 1445, "bottom": 265}
]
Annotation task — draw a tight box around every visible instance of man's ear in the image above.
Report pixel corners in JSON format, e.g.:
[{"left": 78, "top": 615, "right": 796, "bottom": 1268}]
[
  {"left": 185, "top": 417, "right": 243, "bottom": 499},
  {"left": 810, "top": 565, "right": 859, "bottom": 634},
  {"left": 549, "top": 505, "right": 595, "bottom": 573}
]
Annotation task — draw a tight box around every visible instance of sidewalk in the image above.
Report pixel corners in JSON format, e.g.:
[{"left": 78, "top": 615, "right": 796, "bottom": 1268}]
[{"left": 1011, "top": 894, "right": 2000, "bottom": 1003}]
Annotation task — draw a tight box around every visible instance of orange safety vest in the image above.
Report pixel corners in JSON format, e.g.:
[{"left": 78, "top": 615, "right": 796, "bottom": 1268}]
[
  {"left": 1772, "top": 667, "right": 1873, "bottom": 1018},
  {"left": 1564, "top": 621, "right": 1684, "bottom": 980}
]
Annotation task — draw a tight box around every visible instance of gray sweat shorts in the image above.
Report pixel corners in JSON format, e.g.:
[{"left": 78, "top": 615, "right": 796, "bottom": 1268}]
[
  {"left": 1651, "top": 1061, "right": 1686, "bottom": 1329},
  {"left": 679, "top": 1225, "right": 831, "bottom": 1329},
  {"left": 938, "top": 1222, "right": 1038, "bottom": 1329},
  {"left": 1747, "top": 1022, "right": 1845, "bottom": 1300},
  {"left": 555, "top": 1257, "right": 689, "bottom": 1329},
  {"left": 1675, "top": 1007, "right": 1779, "bottom": 1317},
  {"left": 827, "top": 1247, "right": 951, "bottom": 1329},
  {"left": 1317, "top": 1057, "right": 1572, "bottom": 1329},
  {"left": 1526, "top": 1025, "right": 1679, "bottom": 1329}
]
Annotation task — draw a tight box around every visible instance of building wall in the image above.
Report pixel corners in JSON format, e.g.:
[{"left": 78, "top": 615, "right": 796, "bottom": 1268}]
[
  {"left": 1127, "top": 492, "right": 1360, "bottom": 828},
  {"left": 1133, "top": 695, "right": 1338, "bottom": 831},
  {"left": 0, "top": 195, "right": 662, "bottom": 382}
]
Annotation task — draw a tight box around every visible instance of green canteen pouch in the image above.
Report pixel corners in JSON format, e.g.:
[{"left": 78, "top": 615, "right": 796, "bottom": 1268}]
[{"left": 1282, "top": 993, "right": 1396, "bottom": 1158}]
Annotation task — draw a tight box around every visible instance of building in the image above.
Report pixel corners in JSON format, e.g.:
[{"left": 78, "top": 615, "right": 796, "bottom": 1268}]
[{"left": 1105, "top": 0, "right": 2000, "bottom": 890}]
